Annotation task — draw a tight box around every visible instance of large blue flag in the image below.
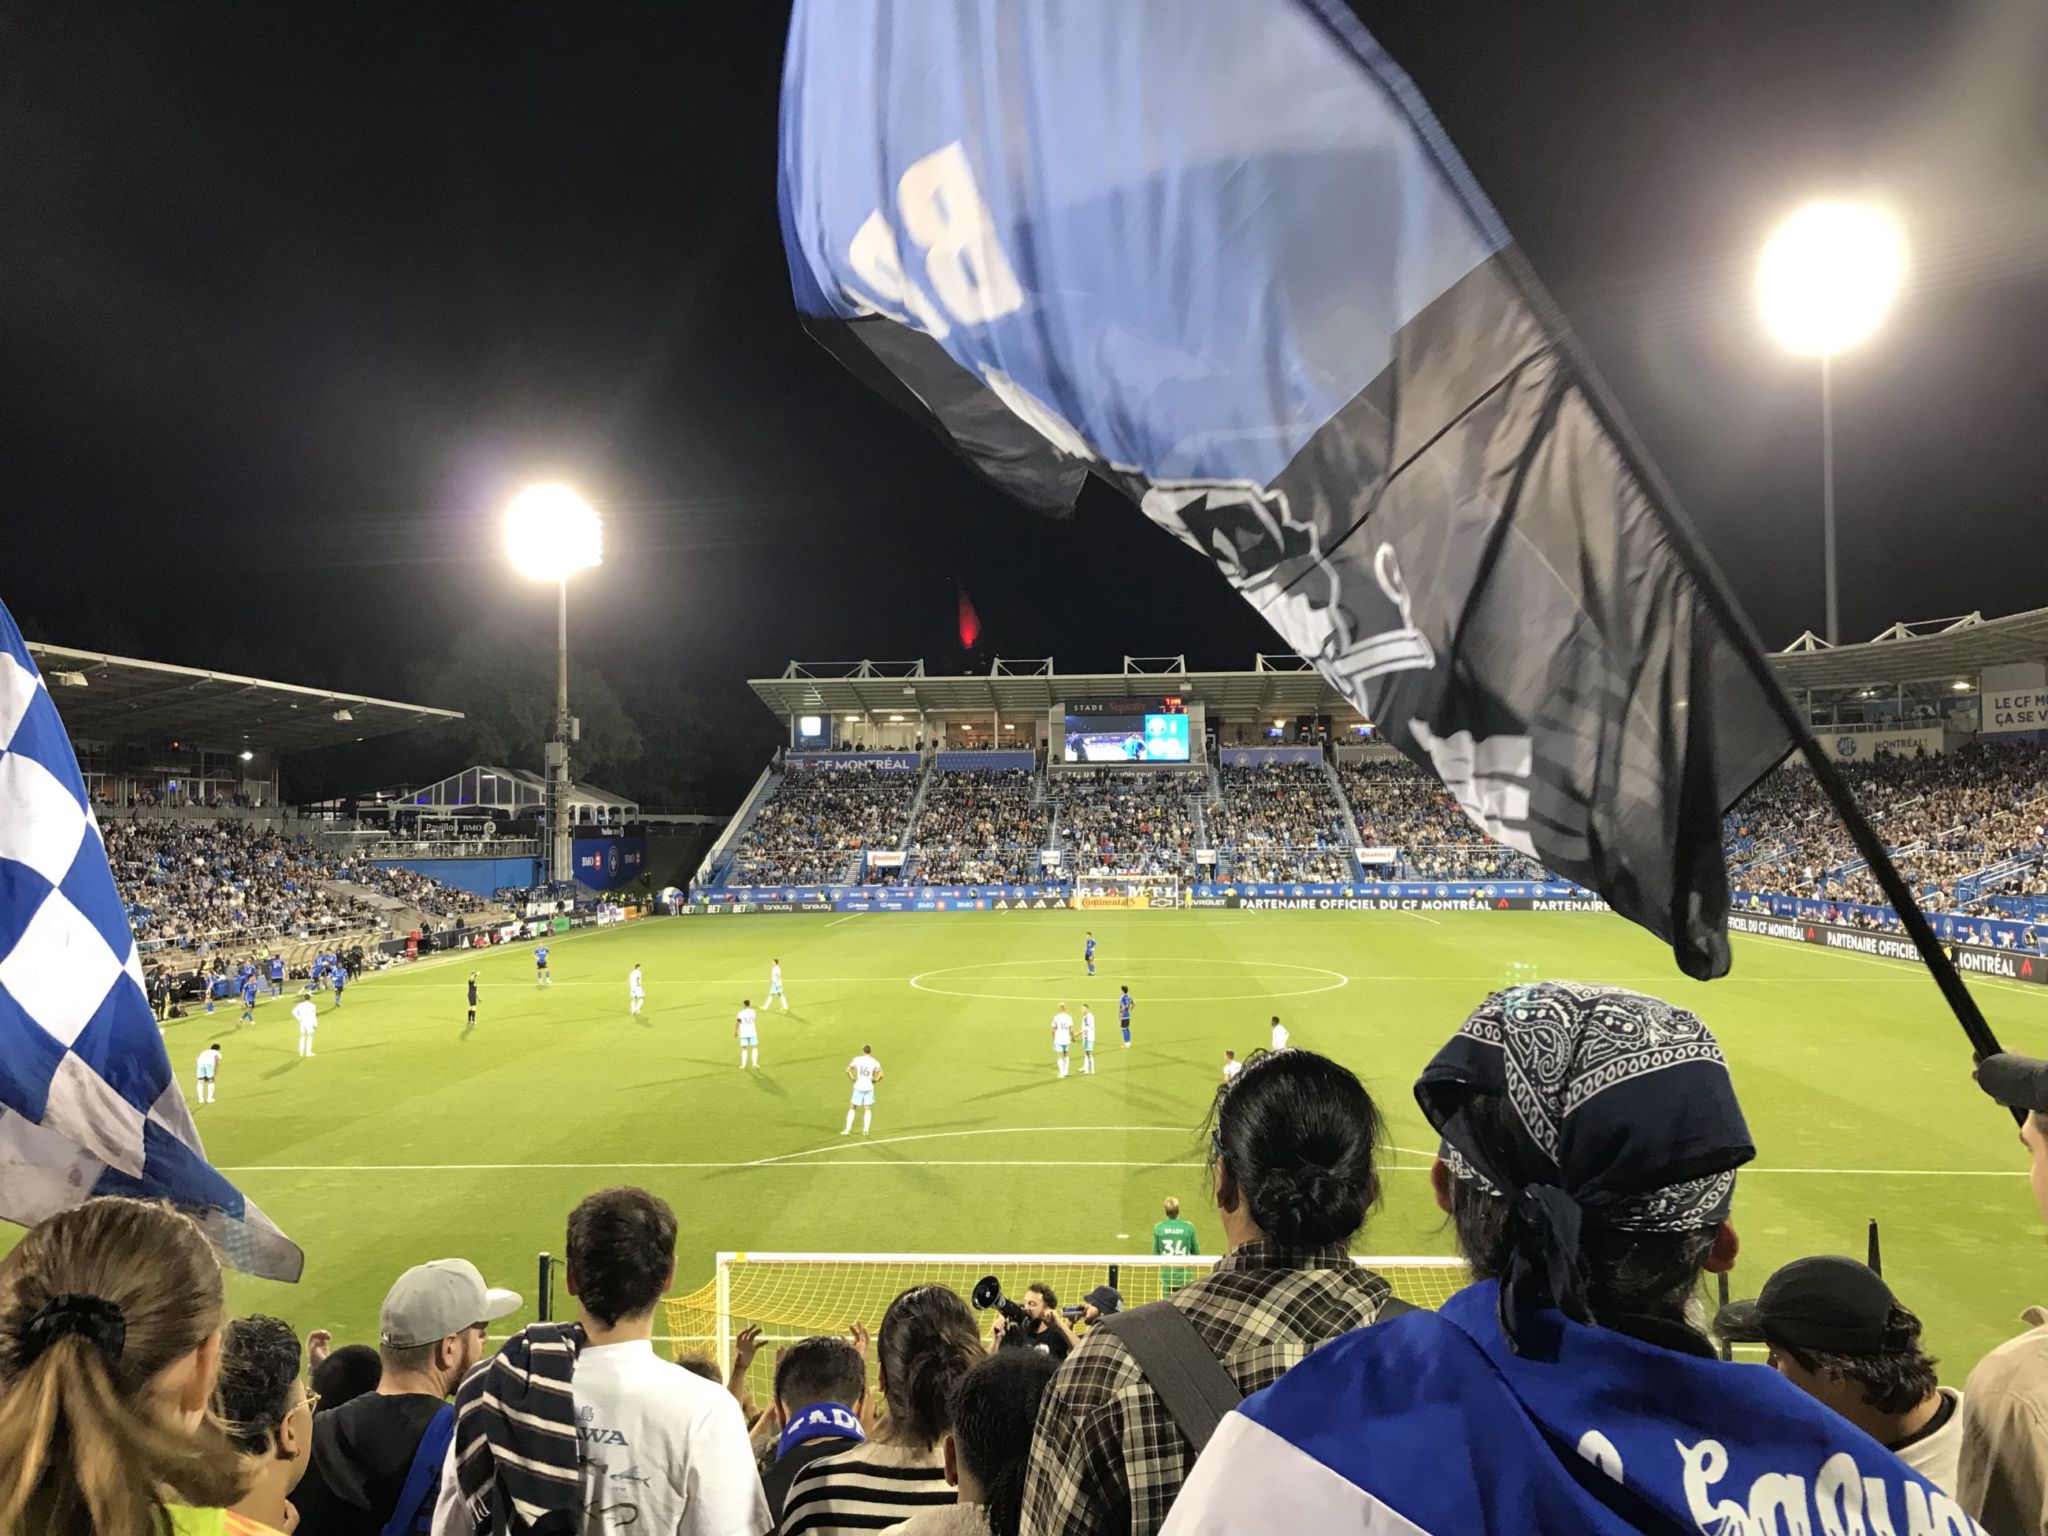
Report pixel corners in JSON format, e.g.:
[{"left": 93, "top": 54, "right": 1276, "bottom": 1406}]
[
  {"left": 779, "top": 0, "right": 1795, "bottom": 977},
  {"left": 0, "top": 602, "right": 301, "bottom": 1280}
]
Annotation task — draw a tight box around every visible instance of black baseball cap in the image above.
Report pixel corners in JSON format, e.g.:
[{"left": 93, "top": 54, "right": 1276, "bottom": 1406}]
[
  {"left": 1713, "top": 1255, "right": 1898, "bottom": 1355},
  {"left": 1976, "top": 1053, "right": 2048, "bottom": 1115}
]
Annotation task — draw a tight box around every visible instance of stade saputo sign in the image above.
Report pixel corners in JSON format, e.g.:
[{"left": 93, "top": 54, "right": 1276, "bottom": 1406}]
[{"left": 1728, "top": 912, "right": 2046, "bottom": 986}]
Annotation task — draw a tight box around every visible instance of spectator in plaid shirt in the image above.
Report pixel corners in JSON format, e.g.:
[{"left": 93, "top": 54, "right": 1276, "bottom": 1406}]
[{"left": 1019, "top": 1050, "right": 1392, "bottom": 1535}]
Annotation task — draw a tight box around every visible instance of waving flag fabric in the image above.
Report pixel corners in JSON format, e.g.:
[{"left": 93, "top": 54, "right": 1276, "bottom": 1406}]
[
  {"left": 779, "top": 0, "right": 1794, "bottom": 977},
  {"left": 0, "top": 602, "right": 301, "bottom": 1280}
]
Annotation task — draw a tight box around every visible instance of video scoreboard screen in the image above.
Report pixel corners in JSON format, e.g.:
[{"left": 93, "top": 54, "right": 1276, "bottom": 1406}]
[{"left": 1062, "top": 697, "right": 1190, "bottom": 763}]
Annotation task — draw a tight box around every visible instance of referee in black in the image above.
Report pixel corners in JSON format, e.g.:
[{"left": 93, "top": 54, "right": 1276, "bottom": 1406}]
[{"left": 465, "top": 970, "right": 479, "bottom": 1034}]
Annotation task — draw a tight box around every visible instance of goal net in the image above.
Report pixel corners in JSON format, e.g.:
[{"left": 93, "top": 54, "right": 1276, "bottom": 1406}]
[
  {"left": 663, "top": 1251, "right": 1467, "bottom": 1396},
  {"left": 1072, "top": 873, "right": 1182, "bottom": 909}
]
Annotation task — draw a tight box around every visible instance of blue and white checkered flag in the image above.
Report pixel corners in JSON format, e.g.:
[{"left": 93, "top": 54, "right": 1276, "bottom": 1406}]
[{"left": 0, "top": 602, "right": 302, "bottom": 1280}]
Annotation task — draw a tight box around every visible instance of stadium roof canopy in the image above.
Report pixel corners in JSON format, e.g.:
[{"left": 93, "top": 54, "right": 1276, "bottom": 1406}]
[
  {"left": 754, "top": 609, "right": 2048, "bottom": 722},
  {"left": 28, "top": 643, "right": 462, "bottom": 754},
  {"left": 1772, "top": 608, "right": 2048, "bottom": 692},
  {"left": 397, "top": 764, "right": 638, "bottom": 817}
]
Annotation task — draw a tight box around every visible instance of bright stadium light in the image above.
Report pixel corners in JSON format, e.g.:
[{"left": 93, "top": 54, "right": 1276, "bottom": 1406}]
[
  {"left": 504, "top": 484, "right": 604, "bottom": 889},
  {"left": 1759, "top": 200, "right": 1905, "bottom": 357},
  {"left": 1759, "top": 200, "right": 1905, "bottom": 647},
  {"left": 504, "top": 484, "right": 603, "bottom": 582}
]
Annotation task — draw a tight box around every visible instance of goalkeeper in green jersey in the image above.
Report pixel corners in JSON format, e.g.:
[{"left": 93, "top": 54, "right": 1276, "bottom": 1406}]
[{"left": 1152, "top": 1195, "right": 1200, "bottom": 1295}]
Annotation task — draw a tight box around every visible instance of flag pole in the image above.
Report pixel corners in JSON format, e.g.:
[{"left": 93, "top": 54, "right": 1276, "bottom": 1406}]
[{"left": 1487, "top": 244, "right": 2011, "bottom": 1100}]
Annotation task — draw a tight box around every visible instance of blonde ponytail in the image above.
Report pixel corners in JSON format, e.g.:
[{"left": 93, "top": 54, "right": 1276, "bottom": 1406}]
[{"left": 0, "top": 1199, "right": 250, "bottom": 1534}]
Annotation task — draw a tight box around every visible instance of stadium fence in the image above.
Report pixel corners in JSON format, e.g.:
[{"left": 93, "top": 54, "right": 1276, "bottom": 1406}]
[{"left": 660, "top": 1251, "right": 1467, "bottom": 1394}]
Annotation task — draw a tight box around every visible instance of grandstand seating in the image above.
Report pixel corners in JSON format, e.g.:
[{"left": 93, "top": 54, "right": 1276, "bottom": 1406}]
[
  {"left": 1052, "top": 768, "right": 1203, "bottom": 876},
  {"left": 726, "top": 758, "right": 921, "bottom": 885},
  {"left": 908, "top": 767, "right": 1049, "bottom": 884},
  {"left": 1211, "top": 761, "right": 1354, "bottom": 882}
]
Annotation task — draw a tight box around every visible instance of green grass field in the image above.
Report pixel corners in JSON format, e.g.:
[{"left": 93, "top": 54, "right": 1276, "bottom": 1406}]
[{"left": 131, "top": 908, "right": 2048, "bottom": 1373}]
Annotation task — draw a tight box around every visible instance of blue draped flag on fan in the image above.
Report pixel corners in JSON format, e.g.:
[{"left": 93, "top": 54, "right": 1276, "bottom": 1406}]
[
  {"left": 778, "top": 0, "right": 1800, "bottom": 978},
  {"left": 0, "top": 601, "right": 301, "bottom": 1280}
]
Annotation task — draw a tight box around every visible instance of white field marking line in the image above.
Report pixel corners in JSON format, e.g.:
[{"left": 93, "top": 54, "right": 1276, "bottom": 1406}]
[
  {"left": 1740, "top": 932, "right": 2048, "bottom": 1003},
  {"left": 1406, "top": 911, "right": 1442, "bottom": 926},
  {"left": 825, "top": 913, "right": 861, "bottom": 927},
  {"left": 908, "top": 955, "right": 1351, "bottom": 1003},
  {"left": 744, "top": 1124, "right": 1193, "bottom": 1167},
  {"left": 221, "top": 1157, "right": 2025, "bottom": 1178}
]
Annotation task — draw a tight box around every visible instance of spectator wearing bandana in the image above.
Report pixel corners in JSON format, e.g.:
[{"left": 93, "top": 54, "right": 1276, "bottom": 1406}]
[{"left": 1163, "top": 982, "right": 1982, "bottom": 1535}]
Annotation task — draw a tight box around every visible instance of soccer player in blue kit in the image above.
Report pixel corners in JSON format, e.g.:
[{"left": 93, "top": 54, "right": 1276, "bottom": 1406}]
[
  {"left": 1084, "top": 931, "right": 1097, "bottom": 976},
  {"left": 1118, "top": 985, "right": 1133, "bottom": 1048},
  {"left": 535, "top": 942, "right": 552, "bottom": 987}
]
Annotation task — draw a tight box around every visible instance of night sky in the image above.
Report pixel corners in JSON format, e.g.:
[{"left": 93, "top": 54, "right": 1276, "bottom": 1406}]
[{"left": 5, "top": 4, "right": 2046, "bottom": 758}]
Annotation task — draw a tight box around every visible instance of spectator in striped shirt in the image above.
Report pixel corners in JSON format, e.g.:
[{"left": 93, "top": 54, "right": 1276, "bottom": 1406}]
[
  {"left": 779, "top": 1284, "right": 983, "bottom": 1536},
  {"left": 1018, "top": 1050, "right": 1395, "bottom": 1536}
]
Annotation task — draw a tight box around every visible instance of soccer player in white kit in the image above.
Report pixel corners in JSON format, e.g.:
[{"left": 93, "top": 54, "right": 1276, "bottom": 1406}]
[
  {"left": 736, "top": 999, "right": 760, "bottom": 1068},
  {"left": 1080, "top": 1006, "right": 1098, "bottom": 1073},
  {"left": 293, "top": 995, "right": 319, "bottom": 1058},
  {"left": 629, "top": 963, "right": 645, "bottom": 1015},
  {"left": 769, "top": 958, "right": 789, "bottom": 1010},
  {"left": 1222, "top": 1049, "right": 1241, "bottom": 1083},
  {"left": 195, "top": 1043, "right": 222, "bottom": 1103},
  {"left": 843, "top": 1045, "right": 882, "bottom": 1135},
  {"left": 1051, "top": 1004, "right": 1074, "bottom": 1079},
  {"left": 1269, "top": 1015, "right": 1289, "bottom": 1052}
]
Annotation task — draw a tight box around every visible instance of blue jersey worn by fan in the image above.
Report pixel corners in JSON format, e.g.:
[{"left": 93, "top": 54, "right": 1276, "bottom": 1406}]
[{"left": 1164, "top": 983, "right": 1985, "bottom": 1535}]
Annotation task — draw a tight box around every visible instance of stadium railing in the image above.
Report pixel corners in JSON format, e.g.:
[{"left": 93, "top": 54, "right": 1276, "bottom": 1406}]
[{"left": 658, "top": 1250, "right": 1467, "bottom": 1393}]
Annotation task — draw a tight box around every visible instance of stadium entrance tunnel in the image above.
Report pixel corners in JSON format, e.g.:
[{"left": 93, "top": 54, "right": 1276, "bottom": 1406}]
[{"left": 907, "top": 955, "right": 1349, "bottom": 1003}]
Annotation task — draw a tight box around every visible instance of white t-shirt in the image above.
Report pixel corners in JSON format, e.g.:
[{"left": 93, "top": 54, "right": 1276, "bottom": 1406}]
[
  {"left": 292, "top": 1001, "right": 318, "bottom": 1033},
  {"left": 1270, "top": 1022, "right": 1290, "bottom": 1051},
  {"left": 196, "top": 1047, "right": 221, "bottom": 1077},
  {"left": 736, "top": 1006, "right": 757, "bottom": 1038},
  {"left": 850, "top": 1053, "right": 880, "bottom": 1087},
  {"left": 1223, "top": 1059, "right": 1242, "bottom": 1081},
  {"left": 1081, "top": 1011, "right": 1096, "bottom": 1046},
  {"left": 1892, "top": 1385, "right": 1964, "bottom": 1497},
  {"left": 430, "top": 1338, "right": 769, "bottom": 1536},
  {"left": 1052, "top": 1011, "right": 1073, "bottom": 1047},
  {"left": 770, "top": 964, "right": 783, "bottom": 988},
  {"left": 629, "top": 967, "right": 644, "bottom": 994}
]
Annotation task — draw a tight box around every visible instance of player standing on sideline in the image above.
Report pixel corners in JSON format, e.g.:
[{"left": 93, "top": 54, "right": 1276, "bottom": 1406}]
[
  {"left": 1084, "top": 931, "right": 1097, "bottom": 976},
  {"left": 1222, "top": 1050, "right": 1240, "bottom": 1082},
  {"left": 769, "top": 957, "right": 789, "bottom": 1010},
  {"left": 465, "top": 971, "right": 479, "bottom": 1032},
  {"left": 292, "top": 992, "right": 319, "bottom": 1058},
  {"left": 1051, "top": 1003, "right": 1074, "bottom": 1079},
  {"left": 737, "top": 999, "right": 760, "bottom": 1068},
  {"left": 1153, "top": 1196, "right": 1200, "bottom": 1296},
  {"left": 843, "top": 1045, "right": 882, "bottom": 1135},
  {"left": 268, "top": 953, "right": 285, "bottom": 997},
  {"left": 237, "top": 971, "right": 259, "bottom": 1027},
  {"left": 1269, "top": 1014, "right": 1290, "bottom": 1052},
  {"left": 1080, "top": 1006, "right": 1098, "bottom": 1074},
  {"left": 629, "top": 963, "right": 645, "bottom": 1016},
  {"left": 331, "top": 966, "right": 346, "bottom": 1007},
  {"left": 1118, "top": 985, "right": 1134, "bottom": 1048},
  {"left": 534, "top": 942, "right": 552, "bottom": 988},
  {"left": 195, "top": 1043, "right": 221, "bottom": 1104}
]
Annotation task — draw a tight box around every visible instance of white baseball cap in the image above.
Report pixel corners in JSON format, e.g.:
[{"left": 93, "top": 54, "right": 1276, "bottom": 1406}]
[{"left": 379, "top": 1258, "right": 522, "bottom": 1349}]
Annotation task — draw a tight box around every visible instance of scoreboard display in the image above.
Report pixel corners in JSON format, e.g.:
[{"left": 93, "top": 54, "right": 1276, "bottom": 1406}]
[{"left": 1062, "top": 697, "right": 1190, "bottom": 763}]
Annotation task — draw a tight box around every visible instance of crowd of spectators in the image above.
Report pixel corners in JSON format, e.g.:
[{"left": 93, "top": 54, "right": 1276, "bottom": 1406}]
[
  {"left": 731, "top": 760, "right": 921, "bottom": 885},
  {"left": 8, "top": 987, "right": 2043, "bottom": 1534},
  {"left": 911, "top": 769, "right": 1050, "bottom": 884},
  {"left": 1052, "top": 769, "right": 1203, "bottom": 876},
  {"left": 104, "top": 819, "right": 498, "bottom": 953},
  {"left": 1728, "top": 742, "right": 2048, "bottom": 915},
  {"left": 1338, "top": 759, "right": 1549, "bottom": 881},
  {"left": 1209, "top": 762, "right": 1353, "bottom": 882}
]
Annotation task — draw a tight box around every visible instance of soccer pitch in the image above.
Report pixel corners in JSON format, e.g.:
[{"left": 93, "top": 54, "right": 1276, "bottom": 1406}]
[{"left": 145, "top": 908, "right": 2047, "bottom": 1371}]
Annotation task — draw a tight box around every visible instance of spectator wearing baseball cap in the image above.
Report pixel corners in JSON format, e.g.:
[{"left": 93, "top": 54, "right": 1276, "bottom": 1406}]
[
  {"left": 1957, "top": 1052, "right": 2048, "bottom": 1534},
  {"left": 291, "top": 1259, "right": 520, "bottom": 1536},
  {"left": 1714, "top": 1256, "right": 1962, "bottom": 1492},
  {"left": 1079, "top": 1286, "right": 1121, "bottom": 1326}
]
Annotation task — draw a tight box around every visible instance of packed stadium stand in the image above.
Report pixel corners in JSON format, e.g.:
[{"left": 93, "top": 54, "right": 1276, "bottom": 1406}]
[
  {"left": 1211, "top": 760, "right": 1354, "bottom": 882},
  {"left": 908, "top": 766, "right": 1048, "bottom": 884},
  {"left": 1052, "top": 768, "right": 1205, "bottom": 877},
  {"left": 726, "top": 756, "right": 921, "bottom": 884}
]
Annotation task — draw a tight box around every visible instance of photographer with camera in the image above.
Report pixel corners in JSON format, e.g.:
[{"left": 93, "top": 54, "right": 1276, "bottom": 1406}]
[{"left": 988, "top": 1282, "right": 1075, "bottom": 1363}]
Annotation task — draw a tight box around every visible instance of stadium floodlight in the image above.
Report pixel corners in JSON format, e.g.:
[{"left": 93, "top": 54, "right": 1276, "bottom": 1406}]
[
  {"left": 238, "top": 750, "right": 254, "bottom": 762},
  {"left": 503, "top": 484, "right": 603, "bottom": 582},
  {"left": 1758, "top": 199, "right": 1906, "bottom": 647},
  {"left": 504, "top": 484, "right": 604, "bottom": 889}
]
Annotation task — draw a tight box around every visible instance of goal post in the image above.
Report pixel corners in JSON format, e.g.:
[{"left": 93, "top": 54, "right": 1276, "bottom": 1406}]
[
  {"left": 663, "top": 1250, "right": 1468, "bottom": 1396},
  {"left": 1072, "top": 873, "right": 1184, "bottom": 909}
]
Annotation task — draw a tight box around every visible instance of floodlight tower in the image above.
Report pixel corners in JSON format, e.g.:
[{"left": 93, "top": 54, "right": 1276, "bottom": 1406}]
[
  {"left": 1758, "top": 199, "right": 1906, "bottom": 645},
  {"left": 504, "top": 485, "right": 603, "bottom": 889}
]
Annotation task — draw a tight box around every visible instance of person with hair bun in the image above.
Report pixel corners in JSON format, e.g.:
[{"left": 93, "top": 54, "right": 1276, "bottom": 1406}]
[
  {"left": 1021, "top": 1048, "right": 1393, "bottom": 1536},
  {"left": 0, "top": 1196, "right": 249, "bottom": 1535},
  {"left": 780, "top": 1284, "right": 984, "bottom": 1536}
]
